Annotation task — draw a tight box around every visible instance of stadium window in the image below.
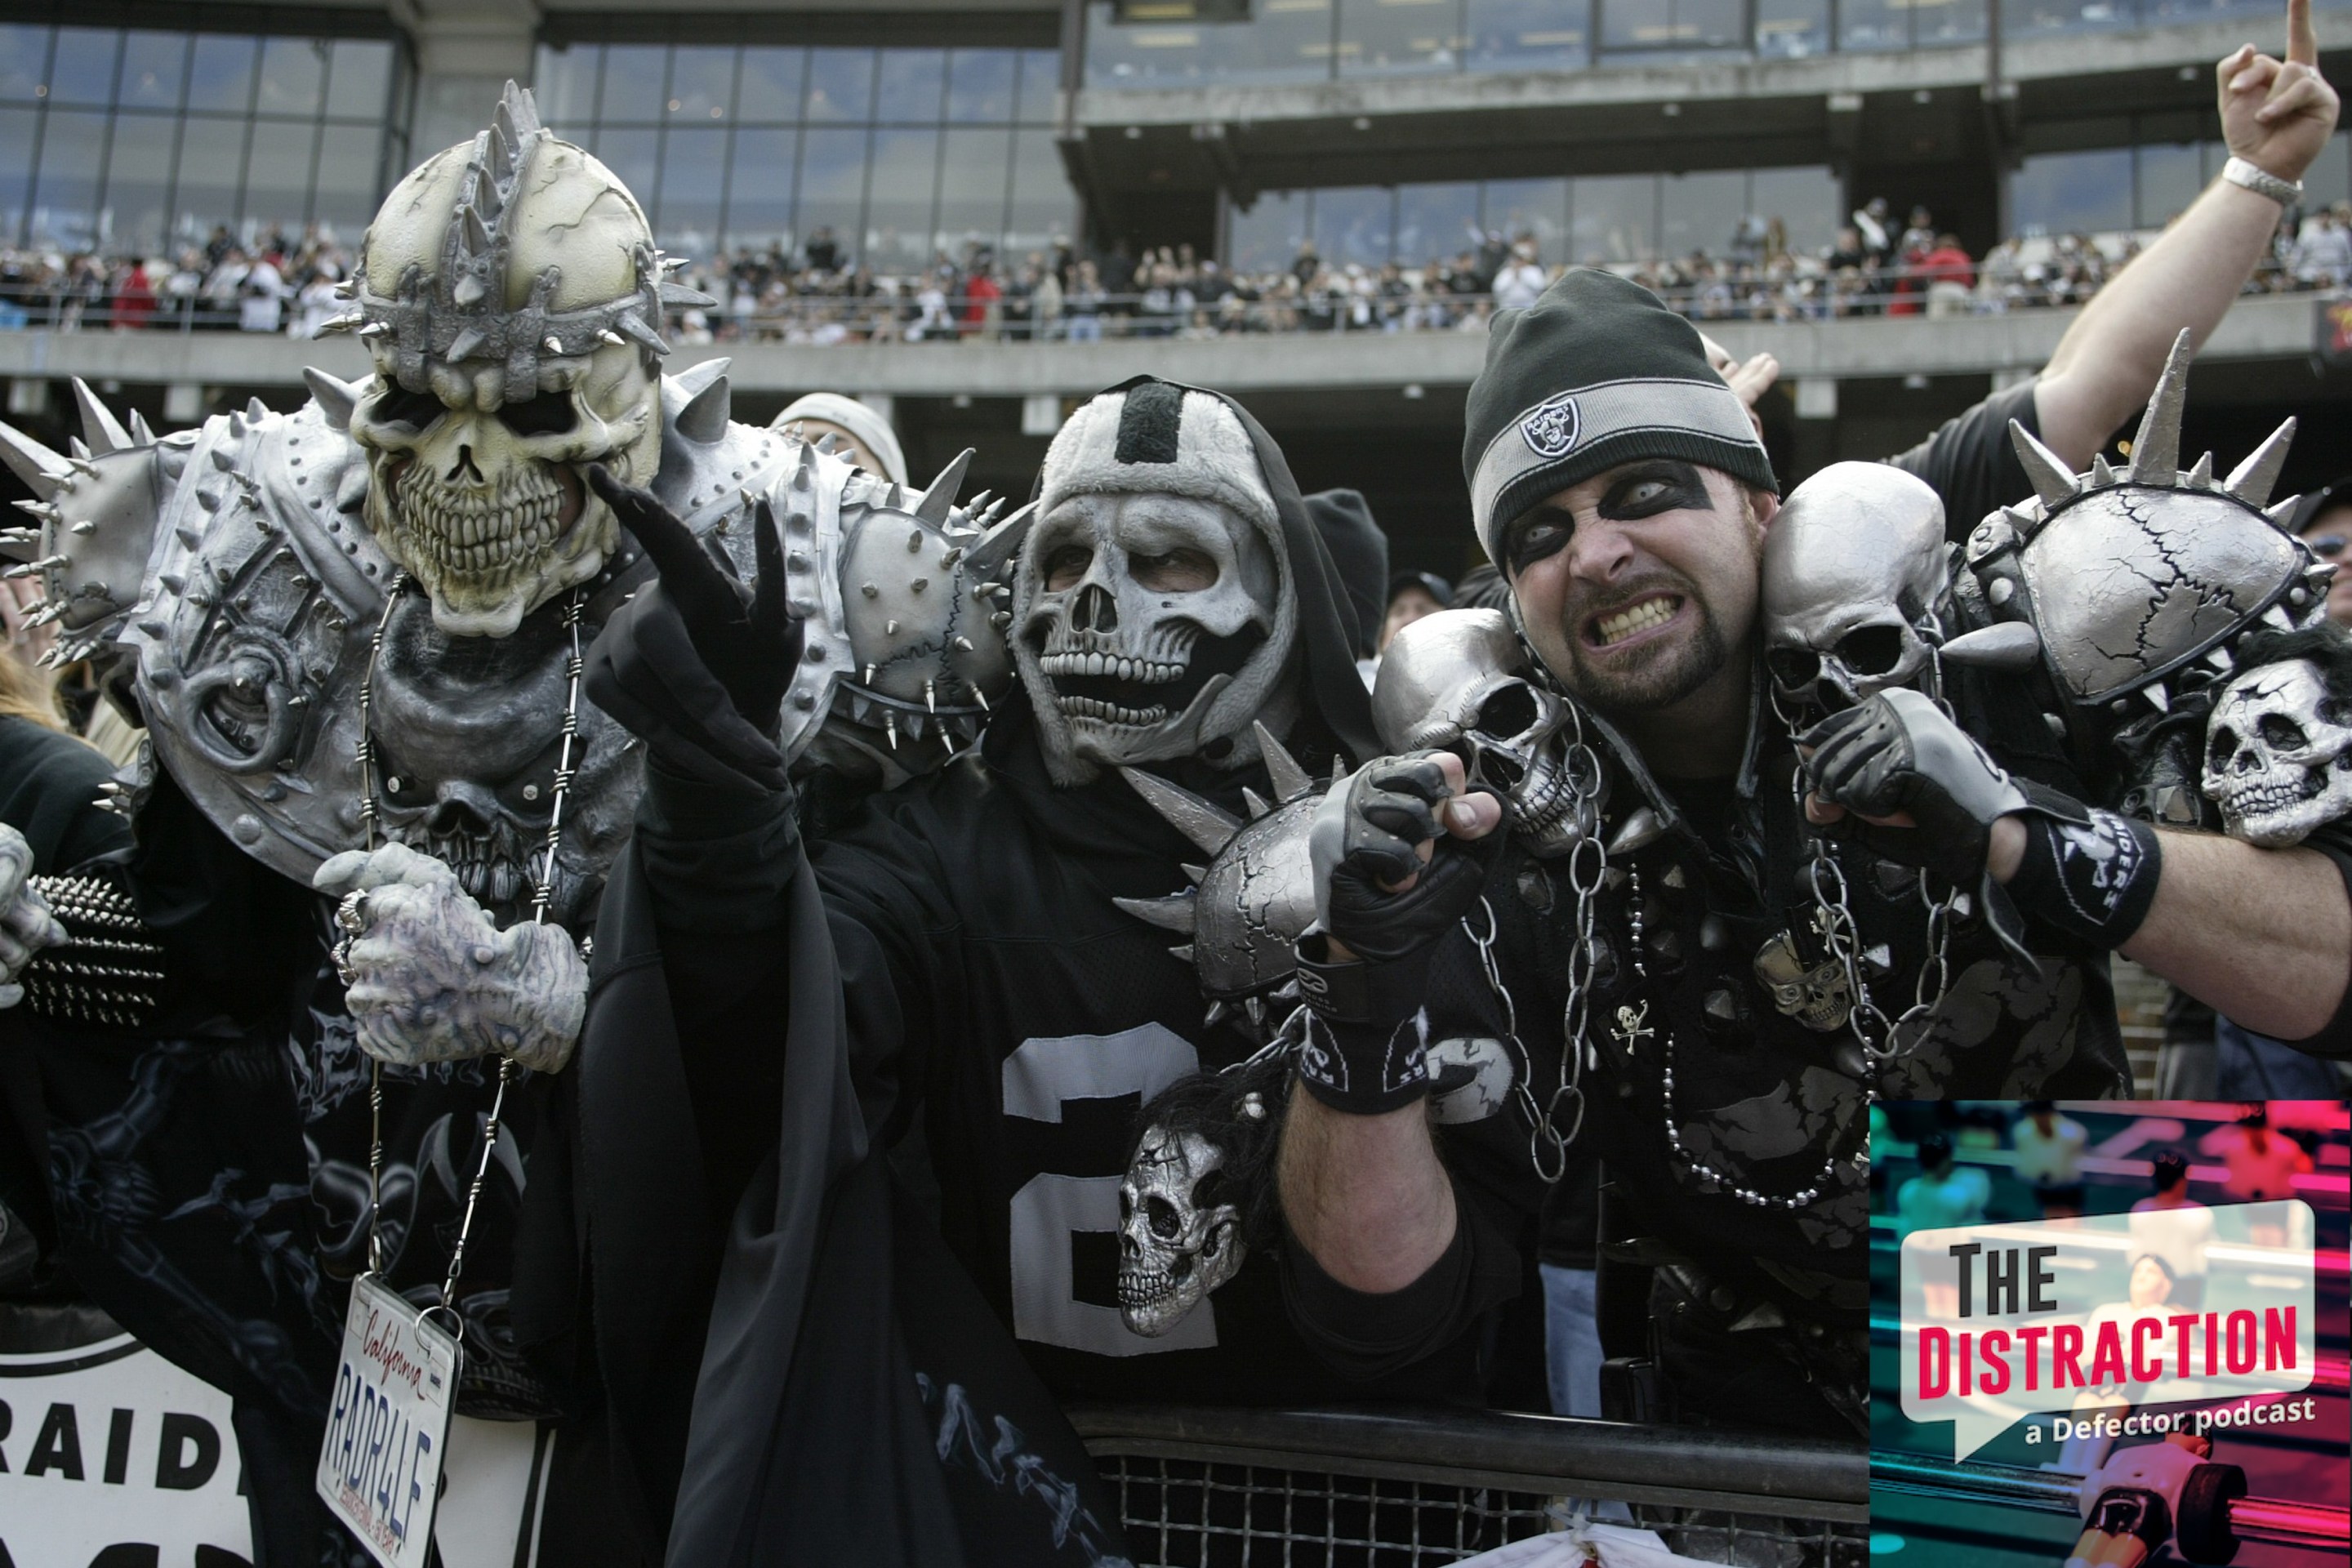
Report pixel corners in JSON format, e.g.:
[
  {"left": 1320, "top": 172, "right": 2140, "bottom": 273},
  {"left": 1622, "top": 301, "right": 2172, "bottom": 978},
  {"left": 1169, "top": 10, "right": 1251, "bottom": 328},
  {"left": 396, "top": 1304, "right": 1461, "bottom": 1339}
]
[
  {"left": 599, "top": 45, "right": 670, "bottom": 126},
  {"left": 1229, "top": 189, "right": 1311, "bottom": 273},
  {"left": 657, "top": 125, "right": 728, "bottom": 258},
  {"left": 1312, "top": 185, "right": 1397, "bottom": 265},
  {"left": 1600, "top": 0, "right": 1746, "bottom": 58},
  {"left": 1570, "top": 173, "right": 1660, "bottom": 265},
  {"left": 1463, "top": 0, "right": 1588, "bottom": 70},
  {"left": 0, "top": 21, "right": 405, "bottom": 252},
  {"left": 1751, "top": 165, "right": 1842, "bottom": 254},
  {"left": 724, "top": 127, "right": 800, "bottom": 252},
  {"left": 1660, "top": 170, "right": 1748, "bottom": 259},
  {"left": 2011, "top": 148, "right": 2134, "bottom": 236},
  {"left": 2135, "top": 142, "right": 2203, "bottom": 230},
  {"left": 2002, "top": 0, "right": 2143, "bottom": 39},
  {"left": 1483, "top": 177, "right": 1568, "bottom": 261},
  {"left": 1755, "top": 0, "right": 1831, "bottom": 58},
  {"left": 1085, "top": 0, "right": 1335, "bottom": 87},
  {"left": 1337, "top": 0, "right": 1466, "bottom": 79},
  {"left": 1396, "top": 181, "right": 1481, "bottom": 266}
]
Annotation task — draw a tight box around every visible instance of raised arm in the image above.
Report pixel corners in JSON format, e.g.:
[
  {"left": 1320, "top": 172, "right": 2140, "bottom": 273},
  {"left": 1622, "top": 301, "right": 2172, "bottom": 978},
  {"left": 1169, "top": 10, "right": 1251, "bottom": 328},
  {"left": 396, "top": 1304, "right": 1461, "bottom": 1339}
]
[{"left": 2034, "top": 0, "right": 2340, "bottom": 469}]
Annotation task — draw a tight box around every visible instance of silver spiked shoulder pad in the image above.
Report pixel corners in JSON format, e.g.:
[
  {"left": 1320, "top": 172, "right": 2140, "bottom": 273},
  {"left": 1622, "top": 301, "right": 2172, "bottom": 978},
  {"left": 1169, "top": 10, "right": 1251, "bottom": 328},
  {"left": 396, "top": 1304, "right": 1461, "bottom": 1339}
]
[
  {"left": 1962, "top": 329, "right": 2327, "bottom": 723},
  {"left": 1113, "top": 722, "right": 1335, "bottom": 1040},
  {"left": 652, "top": 364, "right": 1029, "bottom": 785},
  {"left": 0, "top": 378, "right": 181, "bottom": 670}
]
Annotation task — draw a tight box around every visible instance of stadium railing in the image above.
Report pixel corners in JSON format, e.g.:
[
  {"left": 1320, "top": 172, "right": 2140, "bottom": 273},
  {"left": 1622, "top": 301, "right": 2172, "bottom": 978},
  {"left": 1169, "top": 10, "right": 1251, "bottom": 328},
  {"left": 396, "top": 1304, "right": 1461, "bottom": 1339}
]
[{"left": 1065, "top": 1403, "right": 1868, "bottom": 1567}]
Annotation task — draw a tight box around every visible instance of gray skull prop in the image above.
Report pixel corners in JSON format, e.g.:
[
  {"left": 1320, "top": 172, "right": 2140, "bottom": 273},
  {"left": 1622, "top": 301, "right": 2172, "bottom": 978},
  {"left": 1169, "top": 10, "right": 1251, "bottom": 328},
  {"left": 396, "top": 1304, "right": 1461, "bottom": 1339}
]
[
  {"left": 1116, "top": 722, "right": 1330, "bottom": 1034},
  {"left": 1116, "top": 1123, "right": 1245, "bottom": 1337},
  {"left": 2202, "top": 659, "right": 2352, "bottom": 847},
  {"left": 1372, "top": 608, "right": 1595, "bottom": 856},
  {"left": 1762, "top": 462, "right": 1949, "bottom": 712}
]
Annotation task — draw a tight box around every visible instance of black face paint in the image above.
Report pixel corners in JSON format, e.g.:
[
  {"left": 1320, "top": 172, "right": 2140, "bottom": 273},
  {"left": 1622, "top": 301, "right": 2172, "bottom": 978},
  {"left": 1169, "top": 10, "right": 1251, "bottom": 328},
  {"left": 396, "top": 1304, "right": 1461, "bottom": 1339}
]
[{"left": 1501, "top": 461, "right": 1715, "bottom": 580}]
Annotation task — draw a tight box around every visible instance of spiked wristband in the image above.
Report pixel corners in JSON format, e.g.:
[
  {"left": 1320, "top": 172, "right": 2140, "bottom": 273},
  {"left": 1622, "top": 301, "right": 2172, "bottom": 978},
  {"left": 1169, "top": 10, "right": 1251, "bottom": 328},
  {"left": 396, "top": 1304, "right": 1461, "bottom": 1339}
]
[
  {"left": 1294, "top": 933, "right": 1435, "bottom": 1115},
  {"left": 2002, "top": 783, "right": 2163, "bottom": 949}
]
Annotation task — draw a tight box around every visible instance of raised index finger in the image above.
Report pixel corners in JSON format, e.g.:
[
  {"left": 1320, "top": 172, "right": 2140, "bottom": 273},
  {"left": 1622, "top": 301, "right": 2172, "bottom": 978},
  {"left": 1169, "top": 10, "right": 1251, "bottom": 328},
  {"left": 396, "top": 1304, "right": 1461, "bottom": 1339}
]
[
  {"left": 587, "top": 463, "right": 741, "bottom": 626},
  {"left": 2290, "top": 0, "right": 2317, "bottom": 68}
]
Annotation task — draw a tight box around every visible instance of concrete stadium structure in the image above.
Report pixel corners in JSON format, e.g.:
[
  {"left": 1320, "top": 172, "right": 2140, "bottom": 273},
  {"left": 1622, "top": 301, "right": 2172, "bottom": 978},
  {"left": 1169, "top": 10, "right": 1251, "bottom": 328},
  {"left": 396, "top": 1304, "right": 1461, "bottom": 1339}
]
[{"left": 6, "top": 0, "right": 2352, "bottom": 572}]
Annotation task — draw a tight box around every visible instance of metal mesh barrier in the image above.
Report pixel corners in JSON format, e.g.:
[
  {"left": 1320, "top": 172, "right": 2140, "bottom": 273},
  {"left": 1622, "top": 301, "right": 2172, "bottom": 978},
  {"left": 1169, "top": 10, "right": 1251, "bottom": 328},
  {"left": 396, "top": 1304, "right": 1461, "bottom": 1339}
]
[{"left": 1070, "top": 1406, "right": 1871, "bottom": 1568}]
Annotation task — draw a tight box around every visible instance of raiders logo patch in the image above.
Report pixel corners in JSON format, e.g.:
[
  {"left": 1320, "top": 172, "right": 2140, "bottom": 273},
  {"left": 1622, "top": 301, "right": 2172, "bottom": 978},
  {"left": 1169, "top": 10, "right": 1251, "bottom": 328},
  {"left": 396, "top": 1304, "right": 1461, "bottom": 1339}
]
[{"left": 1521, "top": 394, "right": 1582, "bottom": 458}]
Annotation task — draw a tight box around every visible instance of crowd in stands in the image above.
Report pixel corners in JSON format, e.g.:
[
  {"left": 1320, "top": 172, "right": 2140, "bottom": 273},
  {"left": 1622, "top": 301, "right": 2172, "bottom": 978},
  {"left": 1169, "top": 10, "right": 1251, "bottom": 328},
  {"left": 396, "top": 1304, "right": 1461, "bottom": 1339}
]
[{"left": 10, "top": 194, "right": 2352, "bottom": 342}]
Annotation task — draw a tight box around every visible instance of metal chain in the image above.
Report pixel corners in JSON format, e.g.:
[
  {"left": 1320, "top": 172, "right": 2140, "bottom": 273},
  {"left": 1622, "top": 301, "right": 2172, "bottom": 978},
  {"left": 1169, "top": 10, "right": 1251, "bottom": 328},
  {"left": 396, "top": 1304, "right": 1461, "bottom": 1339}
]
[
  {"left": 343, "top": 578, "right": 586, "bottom": 1322},
  {"left": 436, "top": 588, "right": 586, "bottom": 1319},
  {"left": 1463, "top": 894, "right": 1582, "bottom": 1184},
  {"left": 352, "top": 573, "right": 406, "bottom": 1277}
]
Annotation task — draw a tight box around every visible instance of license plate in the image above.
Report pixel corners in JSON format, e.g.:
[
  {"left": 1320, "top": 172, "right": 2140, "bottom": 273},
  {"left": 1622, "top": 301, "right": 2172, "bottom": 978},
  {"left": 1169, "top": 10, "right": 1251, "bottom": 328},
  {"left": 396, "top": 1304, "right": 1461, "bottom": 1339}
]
[{"left": 314, "top": 1273, "right": 459, "bottom": 1568}]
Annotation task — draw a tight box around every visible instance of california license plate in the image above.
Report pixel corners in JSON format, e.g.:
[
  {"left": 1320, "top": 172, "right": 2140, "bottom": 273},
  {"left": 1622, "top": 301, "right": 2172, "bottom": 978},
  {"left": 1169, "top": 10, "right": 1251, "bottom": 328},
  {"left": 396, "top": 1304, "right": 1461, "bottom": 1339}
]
[{"left": 315, "top": 1272, "right": 458, "bottom": 1568}]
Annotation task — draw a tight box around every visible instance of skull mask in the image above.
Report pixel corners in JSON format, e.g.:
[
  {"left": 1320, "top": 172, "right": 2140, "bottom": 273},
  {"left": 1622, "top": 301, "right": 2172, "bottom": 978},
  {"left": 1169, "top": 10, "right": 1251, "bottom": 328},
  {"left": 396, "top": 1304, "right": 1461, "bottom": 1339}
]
[
  {"left": 1016, "top": 385, "right": 1298, "bottom": 786},
  {"left": 341, "top": 85, "right": 690, "bottom": 636},
  {"left": 1116, "top": 1124, "right": 1245, "bottom": 1337},
  {"left": 2202, "top": 659, "right": 2352, "bottom": 847},
  {"left": 1762, "top": 462, "right": 1949, "bottom": 713},
  {"left": 1373, "top": 608, "right": 1598, "bottom": 856}
]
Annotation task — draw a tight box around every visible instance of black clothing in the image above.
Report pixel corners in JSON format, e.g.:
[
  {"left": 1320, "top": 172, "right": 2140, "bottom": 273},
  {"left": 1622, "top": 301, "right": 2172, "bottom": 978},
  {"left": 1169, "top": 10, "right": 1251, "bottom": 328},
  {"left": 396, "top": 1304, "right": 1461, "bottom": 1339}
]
[
  {"left": 0, "top": 714, "right": 133, "bottom": 872},
  {"left": 1885, "top": 376, "right": 2041, "bottom": 544}
]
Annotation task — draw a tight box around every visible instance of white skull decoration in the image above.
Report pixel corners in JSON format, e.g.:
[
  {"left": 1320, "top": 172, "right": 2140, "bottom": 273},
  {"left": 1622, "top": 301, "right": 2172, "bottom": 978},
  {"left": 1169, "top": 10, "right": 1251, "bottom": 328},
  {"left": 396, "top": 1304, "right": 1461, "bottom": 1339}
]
[
  {"left": 1016, "top": 385, "right": 1298, "bottom": 786},
  {"left": 1372, "top": 608, "right": 1595, "bottom": 856},
  {"left": 1116, "top": 1124, "right": 1245, "bottom": 1337},
  {"left": 341, "top": 86, "right": 689, "bottom": 637},
  {"left": 1762, "top": 462, "right": 1950, "bottom": 712},
  {"left": 2202, "top": 659, "right": 2352, "bottom": 847}
]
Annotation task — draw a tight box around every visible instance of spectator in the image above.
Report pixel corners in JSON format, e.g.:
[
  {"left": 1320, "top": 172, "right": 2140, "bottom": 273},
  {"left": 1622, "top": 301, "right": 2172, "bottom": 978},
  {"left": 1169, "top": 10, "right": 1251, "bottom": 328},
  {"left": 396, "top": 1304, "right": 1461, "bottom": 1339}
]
[
  {"left": 1920, "top": 232, "right": 1976, "bottom": 317},
  {"left": 2287, "top": 478, "right": 2352, "bottom": 625},
  {"left": 803, "top": 225, "right": 841, "bottom": 274},
  {"left": 2011, "top": 1101, "right": 2088, "bottom": 1218},
  {"left": 2292, "top": 201, "right": 2352, "bottom": 287},
  {"left": 1491, "top": 242, "right": 1548, "bottom": 311},
  {"left": 1895, "top": 1133, "right": 1989, "bottom": 1236},
  {"left": 110, "top": 258, "right": 156, "bottom": 332},
  {"left": 1379, "top": 570, "right": 1452, "bottom": 655},
  {"left": 2213, "top": 1106, "right": 2314, "bottom": 1204},
  {"left": 2128, "top": 1152, "right": 2213, "bottom": 1310},
  {"left": 774, "top": 391, "right": 908, "bottom": 485},
  {"left": 1064, "top": 259, "right": 1105, "bottom": 341}
]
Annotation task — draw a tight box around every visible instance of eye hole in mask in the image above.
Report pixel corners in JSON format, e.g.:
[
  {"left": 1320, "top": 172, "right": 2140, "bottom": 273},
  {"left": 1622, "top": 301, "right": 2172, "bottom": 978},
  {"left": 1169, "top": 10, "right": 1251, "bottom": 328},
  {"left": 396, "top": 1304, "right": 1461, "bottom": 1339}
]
[
  {"left": 498, "top": 394, "right": 579, "bottom": 438},
  {"left": 369, "top": 387, "right": 447, "bottom": 430}
]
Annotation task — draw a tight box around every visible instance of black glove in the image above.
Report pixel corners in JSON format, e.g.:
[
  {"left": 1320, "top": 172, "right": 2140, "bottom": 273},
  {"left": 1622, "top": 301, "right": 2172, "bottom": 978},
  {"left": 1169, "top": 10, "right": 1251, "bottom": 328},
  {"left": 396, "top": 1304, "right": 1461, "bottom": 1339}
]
[
  {"left": 1802, "top": 688, "right": 2160, "bottom": 950},
  {"left": 1800, "top": 688, "right": 2029, "bottom": 888},
  {"left": 1294, "top": 754, "right": 1500, "bottom": 1116},
  {"left": 583, "top": 466, "right": 803, "bottom": 794}
]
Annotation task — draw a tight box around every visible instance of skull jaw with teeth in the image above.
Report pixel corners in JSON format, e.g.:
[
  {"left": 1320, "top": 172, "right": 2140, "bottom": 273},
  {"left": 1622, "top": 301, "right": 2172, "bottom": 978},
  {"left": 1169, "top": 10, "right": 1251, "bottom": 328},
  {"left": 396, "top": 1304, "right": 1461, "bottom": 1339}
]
[
  {"left": 2203, "top": 658, "right": 2352, "bottom": 847},
  {"left": 1014, "top": 491, "right": 1298, "bottom": 786},
  {"left": 1374, "top": 609, "right": 1598, "bottom": 856},
  {"left": 348, "top": 341, "right": 657, "bottom": 638},
  {"left": 1116, "top": 1125, "right": 1245, "bottom": 1338}
]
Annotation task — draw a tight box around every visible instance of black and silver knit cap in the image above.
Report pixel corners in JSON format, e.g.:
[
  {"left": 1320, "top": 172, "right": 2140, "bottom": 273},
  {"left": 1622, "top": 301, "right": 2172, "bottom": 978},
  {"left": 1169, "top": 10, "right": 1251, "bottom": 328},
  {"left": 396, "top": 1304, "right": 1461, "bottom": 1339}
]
[{"left": 1463, "top": 268, "right": 1777, "bottom": 564}]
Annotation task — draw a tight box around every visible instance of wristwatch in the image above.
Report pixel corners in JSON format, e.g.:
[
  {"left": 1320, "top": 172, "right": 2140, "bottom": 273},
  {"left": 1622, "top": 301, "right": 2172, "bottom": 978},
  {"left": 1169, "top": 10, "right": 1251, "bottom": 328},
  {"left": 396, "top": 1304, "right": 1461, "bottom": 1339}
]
[{"left": 2224, "top": 155, "right": 2304, "bottom": 207}]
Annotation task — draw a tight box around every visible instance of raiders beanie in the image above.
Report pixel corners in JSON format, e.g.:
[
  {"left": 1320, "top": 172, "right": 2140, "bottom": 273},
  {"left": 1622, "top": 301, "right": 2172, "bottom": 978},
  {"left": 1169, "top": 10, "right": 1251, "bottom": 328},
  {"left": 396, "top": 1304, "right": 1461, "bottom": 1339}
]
[
  {"left": 1040, "top": 380, "right": 1279, "bottom": 534},
  {"left": 1463, "top": 269, "right": 1777, "bottom": 564}
]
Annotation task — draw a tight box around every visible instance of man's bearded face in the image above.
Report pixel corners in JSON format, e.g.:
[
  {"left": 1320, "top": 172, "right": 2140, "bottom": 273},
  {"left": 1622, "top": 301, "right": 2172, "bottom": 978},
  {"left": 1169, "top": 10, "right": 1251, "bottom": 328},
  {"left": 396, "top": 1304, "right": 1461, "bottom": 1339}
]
[{"left": 1502, "top": 460, "right": 1769, "bottom": 718}]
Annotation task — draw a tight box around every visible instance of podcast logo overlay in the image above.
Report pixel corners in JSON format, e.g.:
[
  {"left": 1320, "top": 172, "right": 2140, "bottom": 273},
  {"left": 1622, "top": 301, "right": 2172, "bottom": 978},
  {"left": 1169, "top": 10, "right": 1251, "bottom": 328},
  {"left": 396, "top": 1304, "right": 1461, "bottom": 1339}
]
[{"left": 1899, "top": 1200, "right": 2315, "bottom": 1460}]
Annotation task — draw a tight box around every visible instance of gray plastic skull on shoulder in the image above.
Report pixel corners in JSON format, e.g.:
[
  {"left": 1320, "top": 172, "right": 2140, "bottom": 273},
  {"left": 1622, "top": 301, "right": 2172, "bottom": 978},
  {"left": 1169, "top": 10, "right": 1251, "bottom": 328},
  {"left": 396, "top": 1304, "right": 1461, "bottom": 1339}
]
[
  {"left": 1762, "top": 462, "right": 1949, "bottom": 712},
  {"left": 1961, "top": 330, "right": 2328, "bottom": 722},
  {"left": 1373, "top": 608, "right": 1598, "bottom": 856},
  {"left": 2202, "top": 659, "right": 2352, "bottom": 846}
]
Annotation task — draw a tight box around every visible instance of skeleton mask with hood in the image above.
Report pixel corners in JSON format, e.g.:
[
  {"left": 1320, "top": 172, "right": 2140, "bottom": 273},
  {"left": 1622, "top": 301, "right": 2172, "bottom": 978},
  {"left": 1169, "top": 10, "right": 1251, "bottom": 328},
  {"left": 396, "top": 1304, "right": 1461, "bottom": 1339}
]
[{"left": 1018, "top": 379, "right": 1376, "bottom": 786}]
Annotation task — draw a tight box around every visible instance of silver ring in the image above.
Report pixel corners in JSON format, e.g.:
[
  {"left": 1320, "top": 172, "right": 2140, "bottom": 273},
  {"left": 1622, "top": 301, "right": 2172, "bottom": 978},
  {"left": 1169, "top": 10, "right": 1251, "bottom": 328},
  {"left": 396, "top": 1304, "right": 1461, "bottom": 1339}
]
[{"left": 335, "top": 889, "right": 370, "bottom": 938}]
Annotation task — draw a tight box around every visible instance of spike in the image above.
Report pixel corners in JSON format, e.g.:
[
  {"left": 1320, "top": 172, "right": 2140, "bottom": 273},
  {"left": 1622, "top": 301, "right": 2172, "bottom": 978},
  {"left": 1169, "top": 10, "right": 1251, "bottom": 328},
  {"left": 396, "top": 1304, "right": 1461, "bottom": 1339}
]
[
  {"left": 0, "top": 422, "right": 72, "bottom": 498},
  {"left": 1607, "top": 805, "right": 1664, "bottom": 857},
  {"left": 862, "top": 581, "right": 880, "bottom": 598},
  {"left": 208, "top": 445, "right": 235, "bottom": 471},
  {"left": 2089, "top": 453, "right": 2116, "bottom": 487},
  {"left": 973, "top": 688, "right": 990, "bottom": 712},
  {"left": 884, "top": 713, "right": 898, "bottom": 750},
  {"left": 991, "top": 612, "right": 1012, "bottom": 629},
  {"left": 1203, "top": 1001, "right": 1229, "bottom": 1027},
  {"left": 444, "top": 327, "right": 488, "bottom": 364},
  {"left": 0, "top": 526, "right": 37, "bottom": 545},
  {"left": 245, "top": 397, "right": 268, "bottom": 422},
  {"left": 863, "top": 664, "right": 877, "bottom": 684},
  {"left": 939, "top": 546, "right": 964, "bottom": 570},
  {"left": 2206, "top": 644, "right": 2234, "bottom": 671},
  {"left": 913, "top": 448, "right": 974, "bottom": 527},
  {"left": 924, "top": 680, "right": 936, "bottom": 713},
  {"left": 2266, "top": 497, "right": 2302, "bottom": 531},
  {"left": 2144, "top": 681, "right": 2168, "bottom": 713},
  {"left": 495, "top": 79, "right": 543, "bottom": 145},
  {"left": 315, "top": 312, "right": 361, "bottom": 335},
  {"left": 675, "top": 372, "right": 732, "bottom": 443},
  {"left": 2007, "top": 420, "right": 2081, "bottom": 509},
  {"left": 359, "top": 321, "right": 391, "bottom": 338},
  {"left": 302, "top": 367, "right": 365, "bottom": 433},
  {"left": 599, "top": 329, "right": 626, "bottom": 348},
  {"left": 26, "top": 601, "right": 65, "bottom": 626},
  {"left": 902, "top": 710, "right": 925, "bottom": 740},
  {"left": 2125, "top": 328, "right": 2193, "bottom": 485},
  {"left": 545, "top": 336, "right": 564, "bottom": 354},
  {"left": 69, "top": 436, "right": 91, "bottom": 461},
  {"left": 1938, "top": 621, "right": 2041, "bottom": 670},
  {"left": 2223, "top": 417, "right": 2296, "bottom": 509},
  {"left": 2265, "top": 603, "right": 2296, "bottom": 630},
  {"left": 1169, "top": 944, "right": 1195, "bottom": 964},
  {"left": 332, "top": 278, "right": 357, "bottom": 299},
  {"left": 488, "top": 125, "right": 515, "bottom": 185},
  {"left": 953, "top": 635, "right": 973, "bottom": 652},
  {"left": 1120, "top": 767, "right": 1244, "bottom": 856},
  {"left": 1182, "top": 863, "right": 1208, "bottom": 884},
  {"left": 1245, "top": 998, "right": 1265, "bottom": 1027},
  {"left": 69, "top": 520, "right": 93, "bottom": 536},
  {"left": 70, "top": 380, "right": 133, "bottom": 456},
  {"left": 886, "top": 619, "right": 899, "bottom": 635},
  {"left": 907, "top": 529, "right": 923, "bottom": 553},
  {"left": 2184, "top": 451, "right": 2214, "bottom": 490},
  {"left": 128, "top": 411, "right": 156, "bottom": 446},
  {"left": 1252, "top": 721, "right": 1312, "bottom": 801},
  {"left": 12, "top": 499, "right": 55, "bottom": 521},
  {"left": 1113, "top": 894, "right": 1200, "bottom": 935},
  {"left": 880, "top": 482, "right": 905, "bottom": 510},
  {"left": 1242, "top": 787, "right": 1272, "bottom": 819}
]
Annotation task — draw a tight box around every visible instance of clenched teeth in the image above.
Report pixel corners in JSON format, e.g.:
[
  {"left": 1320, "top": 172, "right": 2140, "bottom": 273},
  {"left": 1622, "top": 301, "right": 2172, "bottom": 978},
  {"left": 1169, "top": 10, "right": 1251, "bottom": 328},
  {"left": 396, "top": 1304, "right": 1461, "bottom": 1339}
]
[
  {"left": 1594, "top": 595, "right": 1679, "bottom": 646},
  {"left": 1039, "top": 651, "right": 1187, "bottom": 683}
]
